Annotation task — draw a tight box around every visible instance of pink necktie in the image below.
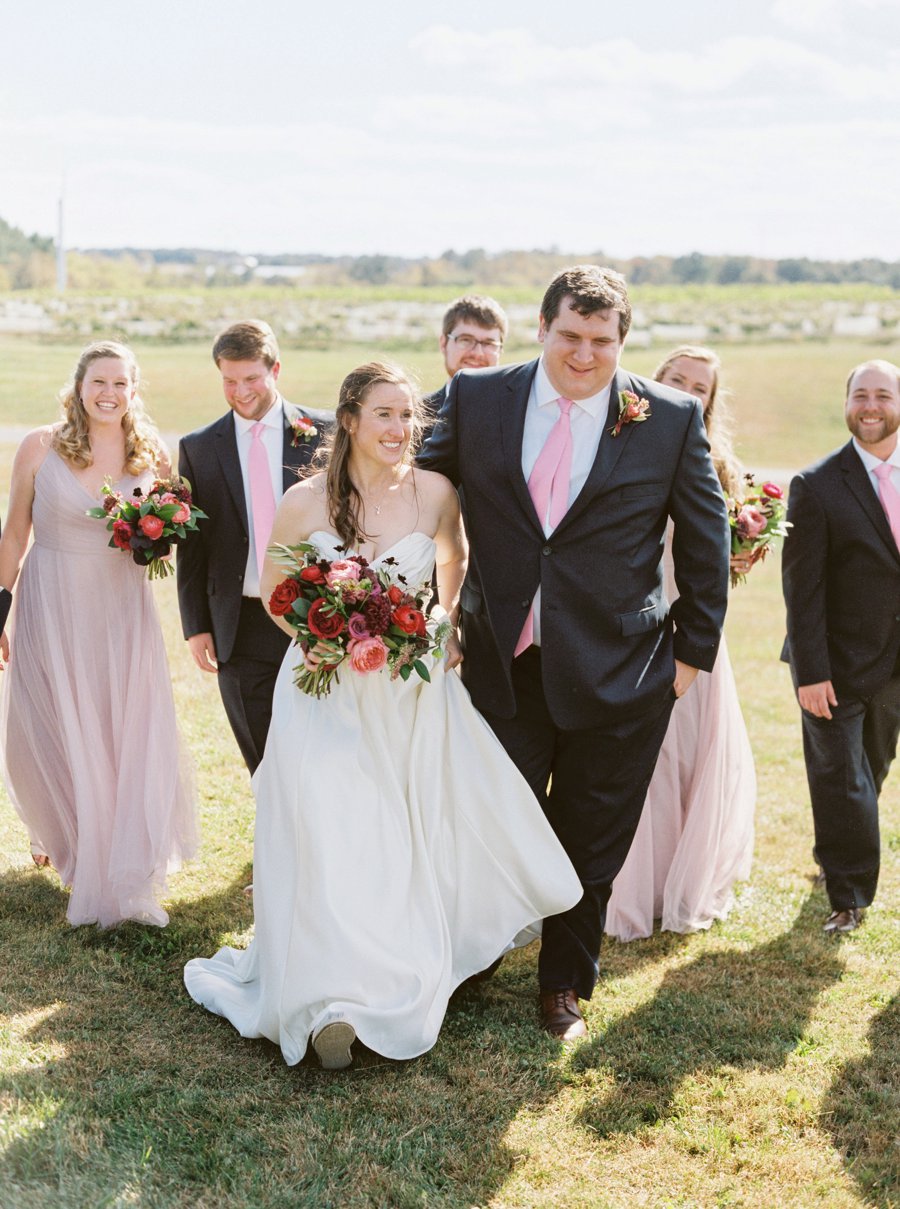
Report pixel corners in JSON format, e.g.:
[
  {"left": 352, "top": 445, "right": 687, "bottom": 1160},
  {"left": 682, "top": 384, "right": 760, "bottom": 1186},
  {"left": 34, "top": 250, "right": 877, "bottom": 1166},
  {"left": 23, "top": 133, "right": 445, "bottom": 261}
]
[
  {"left": 249, "top": 423, "right": 276, "bottom": 578},
  {"left": 514, "top": 398, "right": 574, "bottom": 656},
  {"left": 873, "top": 461, "right": 900, "bottom": 551}
]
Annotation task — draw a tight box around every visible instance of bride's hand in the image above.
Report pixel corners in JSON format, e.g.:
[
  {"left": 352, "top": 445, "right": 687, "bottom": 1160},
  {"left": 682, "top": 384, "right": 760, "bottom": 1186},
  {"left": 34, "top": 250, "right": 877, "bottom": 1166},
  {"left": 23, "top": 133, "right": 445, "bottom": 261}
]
[
  {"left": 0, "top": 631, "right": 8, "bottom": 669},
  {"left": 444, "top": 631, "right": 463, "bottom": 670}
]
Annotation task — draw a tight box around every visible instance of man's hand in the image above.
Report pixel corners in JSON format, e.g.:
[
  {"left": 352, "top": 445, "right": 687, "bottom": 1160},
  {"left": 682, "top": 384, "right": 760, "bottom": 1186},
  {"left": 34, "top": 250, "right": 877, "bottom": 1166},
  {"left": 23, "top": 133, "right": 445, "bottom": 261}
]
[
  {"left": 673, "top": 659, "right": 699, "bottom": 698},
  {"left": 187, "top": 632, "right": 218, "bottom": 673},
  {"left": 798, "top": 680, "right": 837, "bottom": 719}
]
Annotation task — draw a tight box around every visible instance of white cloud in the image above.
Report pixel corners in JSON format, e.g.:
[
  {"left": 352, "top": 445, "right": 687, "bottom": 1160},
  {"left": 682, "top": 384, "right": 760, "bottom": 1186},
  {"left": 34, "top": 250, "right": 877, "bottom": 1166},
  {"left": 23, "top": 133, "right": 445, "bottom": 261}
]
[{"left": 410, "top": 25, "right": 900, "bottom": 104}]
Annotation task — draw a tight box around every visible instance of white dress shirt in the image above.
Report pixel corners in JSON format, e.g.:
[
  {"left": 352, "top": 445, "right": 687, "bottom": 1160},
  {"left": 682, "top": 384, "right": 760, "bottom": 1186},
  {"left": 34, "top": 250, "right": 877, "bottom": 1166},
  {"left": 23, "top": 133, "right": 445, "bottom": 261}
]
[
  {"left": 522, "top": 357, "right": 613, "bottom": 645},
  {"left": 234, "top": 398, "right": 286, "bottom": 597},
  {"left": 853, "top": 436, "right": 900, "bottom": 496}
]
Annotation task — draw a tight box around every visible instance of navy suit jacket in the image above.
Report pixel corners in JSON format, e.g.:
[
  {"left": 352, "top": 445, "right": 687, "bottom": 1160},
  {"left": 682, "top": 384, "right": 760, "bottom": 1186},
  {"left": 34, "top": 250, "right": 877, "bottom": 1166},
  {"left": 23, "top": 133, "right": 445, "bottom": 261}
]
[
  {"left": 177, "top": 400, "right": 332, "bottom": 663},
  {"left": 781, "top": 441, "right": 900, "bottom": 699},
  {"left": 418, "top": 359, "right": 730, "bottom": 728}
]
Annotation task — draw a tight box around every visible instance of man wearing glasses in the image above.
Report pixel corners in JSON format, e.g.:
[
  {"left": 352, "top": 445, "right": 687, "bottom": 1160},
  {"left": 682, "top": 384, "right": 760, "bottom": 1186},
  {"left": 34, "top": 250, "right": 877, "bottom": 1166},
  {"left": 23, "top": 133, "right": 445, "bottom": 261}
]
[{"left": 424, "top": 295, "right": 509, "bottom": 427}]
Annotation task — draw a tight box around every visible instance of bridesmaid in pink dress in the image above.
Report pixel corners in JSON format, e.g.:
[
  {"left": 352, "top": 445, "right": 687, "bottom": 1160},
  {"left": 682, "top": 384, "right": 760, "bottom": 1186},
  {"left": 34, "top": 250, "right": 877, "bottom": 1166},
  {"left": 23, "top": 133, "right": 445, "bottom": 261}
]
[
  {"left": 606, "top": 346, "right": 756, "bottom": 941},
  {"left": 0, "top": 341, "right": 196, "bottom": 927}
]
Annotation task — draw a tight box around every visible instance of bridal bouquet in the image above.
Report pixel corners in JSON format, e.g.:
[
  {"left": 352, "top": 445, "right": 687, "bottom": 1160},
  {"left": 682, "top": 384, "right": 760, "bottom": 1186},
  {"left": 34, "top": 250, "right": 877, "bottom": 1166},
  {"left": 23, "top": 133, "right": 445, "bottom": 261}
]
[
  {"left": 88, "top": 476, "right": 207, "bottom": 580},
  {"left": 267, "top": 542, "right": 451, "bottom": 698},
  {"left": 727, "top": 475, "right": 791, "bottom": 586}
]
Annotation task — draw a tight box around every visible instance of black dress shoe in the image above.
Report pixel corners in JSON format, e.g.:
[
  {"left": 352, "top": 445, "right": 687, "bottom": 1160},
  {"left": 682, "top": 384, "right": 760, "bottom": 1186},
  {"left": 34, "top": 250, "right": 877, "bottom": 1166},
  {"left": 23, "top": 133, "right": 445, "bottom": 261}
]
[{"left": 823, "top": 907, "right": 863, "bottom": 933}]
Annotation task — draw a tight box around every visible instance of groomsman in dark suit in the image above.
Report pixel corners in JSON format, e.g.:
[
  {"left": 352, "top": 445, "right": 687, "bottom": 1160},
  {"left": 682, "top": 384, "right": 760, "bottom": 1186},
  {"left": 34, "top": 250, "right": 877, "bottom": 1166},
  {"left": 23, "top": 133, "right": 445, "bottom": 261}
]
[
  {"left": 782, "top": 359, "right": 900, "bottom": 934},
  {"left": 177, "top": 321, "right": 332, "bottom": 772},
  {"left": 422, "top": 295, "right": 508, "bottom": 439},
  {"left": 419, "top": 265, "right": 730, "bottom": 1039}
]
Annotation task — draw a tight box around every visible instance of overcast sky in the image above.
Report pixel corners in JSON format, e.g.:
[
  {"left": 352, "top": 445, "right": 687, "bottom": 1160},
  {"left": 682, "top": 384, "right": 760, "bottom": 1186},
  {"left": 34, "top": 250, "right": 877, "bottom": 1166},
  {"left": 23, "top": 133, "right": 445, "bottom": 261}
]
[{"left": 2, "top": 0, "right": 898, "bottom": 260}]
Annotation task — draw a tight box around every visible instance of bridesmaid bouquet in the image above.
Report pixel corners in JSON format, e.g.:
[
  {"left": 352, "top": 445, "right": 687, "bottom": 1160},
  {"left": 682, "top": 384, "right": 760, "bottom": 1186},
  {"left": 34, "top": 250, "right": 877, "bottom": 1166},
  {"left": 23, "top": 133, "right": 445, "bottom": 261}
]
[
  {"left": 267, "top": 542, "right": 451, "bottom": 698},
  {"left": 727, "top": 475, "right": 791, "bottom": 586},
  {"left": 88, "top": 476, "right": 207, "bottom": 580}
]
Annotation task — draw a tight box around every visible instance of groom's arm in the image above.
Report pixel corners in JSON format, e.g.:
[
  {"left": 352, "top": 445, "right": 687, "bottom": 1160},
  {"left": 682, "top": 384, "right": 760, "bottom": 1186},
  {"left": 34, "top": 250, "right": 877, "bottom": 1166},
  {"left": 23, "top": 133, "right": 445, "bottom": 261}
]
[
  {"left": 782, "top": 471, "right": 833, "bottom": 706},
  {"left": 667, "top": 400, "right": 730, "bottom": 673},
  {"left": 417, "top": 374, "right": 461, "bottom": 486},
  {"left": 176, "top": 437, "right": 215, "bottom": 647}
]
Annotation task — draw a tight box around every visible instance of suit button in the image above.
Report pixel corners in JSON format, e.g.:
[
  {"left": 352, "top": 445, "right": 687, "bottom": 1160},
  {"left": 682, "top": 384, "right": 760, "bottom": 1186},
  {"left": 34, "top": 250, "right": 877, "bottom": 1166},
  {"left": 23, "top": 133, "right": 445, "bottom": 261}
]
[
  {"left": 542, "top": 545, "right": 552, "bottom": 556},
  {"left": 520, "top": 600, "right": 530, "bottom": 608}
]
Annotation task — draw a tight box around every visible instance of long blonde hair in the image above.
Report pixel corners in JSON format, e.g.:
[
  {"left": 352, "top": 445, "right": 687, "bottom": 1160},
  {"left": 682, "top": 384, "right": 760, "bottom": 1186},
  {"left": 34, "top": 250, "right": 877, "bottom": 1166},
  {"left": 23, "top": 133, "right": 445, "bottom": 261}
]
[
  {"left": 653, "top": 345, "right": 742, "bottom": 498},
  {"left": 52, "top": 341, "right": 161, "bottom": 475},
  {"left": 321, "top": 362, "right": 423, "bottom": 550}
]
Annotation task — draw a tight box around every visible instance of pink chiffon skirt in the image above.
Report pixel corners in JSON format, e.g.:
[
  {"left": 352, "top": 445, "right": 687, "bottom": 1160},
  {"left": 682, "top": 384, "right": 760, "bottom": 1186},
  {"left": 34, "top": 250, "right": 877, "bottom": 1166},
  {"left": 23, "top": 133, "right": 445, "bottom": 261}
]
[
  {"left": 606, "top": 634, "right": 755, "bottom": 942},
  {"left": 0, "top": 450, "right": 196, "bottom": 927}
]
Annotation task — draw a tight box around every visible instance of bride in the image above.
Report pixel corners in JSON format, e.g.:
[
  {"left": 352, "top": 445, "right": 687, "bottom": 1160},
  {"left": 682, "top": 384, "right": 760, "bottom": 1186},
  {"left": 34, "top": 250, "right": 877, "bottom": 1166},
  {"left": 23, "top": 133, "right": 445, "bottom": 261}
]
[{"left": 184, "top": 362, "right": 581, "bottom": 1070}]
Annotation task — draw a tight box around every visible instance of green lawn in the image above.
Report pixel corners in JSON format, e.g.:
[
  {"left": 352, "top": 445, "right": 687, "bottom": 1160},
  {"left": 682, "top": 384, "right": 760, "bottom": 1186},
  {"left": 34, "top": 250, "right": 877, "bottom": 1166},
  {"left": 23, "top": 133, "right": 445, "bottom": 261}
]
[{"left": 0, "top": 333, "right": 898, "bottom": 1208}]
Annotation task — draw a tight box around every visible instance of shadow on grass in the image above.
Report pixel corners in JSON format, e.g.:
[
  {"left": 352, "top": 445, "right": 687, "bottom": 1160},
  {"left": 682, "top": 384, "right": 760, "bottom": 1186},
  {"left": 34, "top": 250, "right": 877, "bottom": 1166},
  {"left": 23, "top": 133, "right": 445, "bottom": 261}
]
[
  {"left": 572, "top": 895, "right": 847, "bottom": 1137},
  {"left": 822, "top": 993, "right": 899, "bottom": 1208},
  {"left": 0, "top": 867, "right": 565, "bottom": 1208}
]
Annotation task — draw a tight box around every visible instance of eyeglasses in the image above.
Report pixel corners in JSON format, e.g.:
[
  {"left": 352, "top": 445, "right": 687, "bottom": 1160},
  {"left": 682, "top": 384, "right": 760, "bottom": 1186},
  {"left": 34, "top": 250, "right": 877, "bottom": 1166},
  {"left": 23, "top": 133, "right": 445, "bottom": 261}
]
[{"left": 447, "top": 334, "right": 503, "bottom": 353}]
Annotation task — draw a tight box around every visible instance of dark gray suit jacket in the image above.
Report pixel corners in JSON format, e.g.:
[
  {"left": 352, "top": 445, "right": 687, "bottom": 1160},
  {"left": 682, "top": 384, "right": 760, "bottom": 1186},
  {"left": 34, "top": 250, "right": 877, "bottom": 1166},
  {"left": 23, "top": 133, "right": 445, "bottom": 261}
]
[
  {"left": 418, "top": 359, "right": 730, "bottom": 728},
  {"left": 177, "top": 400, "right": 332, "bottom": 663},
  {"left": 781, "top": 441, "right": 900, "bottom": 699}
]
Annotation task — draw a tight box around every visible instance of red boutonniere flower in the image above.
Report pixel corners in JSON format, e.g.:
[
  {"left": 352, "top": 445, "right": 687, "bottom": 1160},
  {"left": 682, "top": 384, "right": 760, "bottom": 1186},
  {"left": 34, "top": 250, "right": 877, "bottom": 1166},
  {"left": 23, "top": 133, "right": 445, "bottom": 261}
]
[
  {"left": 610, "top": 390, "right": 651, "bottom": 438},
  {"left": 290, "top": 415, "right": 318, "bottom": 446}
]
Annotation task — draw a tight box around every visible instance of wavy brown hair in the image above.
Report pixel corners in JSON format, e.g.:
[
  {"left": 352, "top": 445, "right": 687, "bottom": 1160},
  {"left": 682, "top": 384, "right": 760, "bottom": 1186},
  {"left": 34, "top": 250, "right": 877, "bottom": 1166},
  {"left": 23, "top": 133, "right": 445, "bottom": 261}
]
[
  {"left": 322, "top": 362, "right": 423, "bottom": 550},
  {"left": 51, "top": 341, "right": 161, "bottom": 475},
  {"left": 653, "top": 345, "right": 742, "bottom": 498}
]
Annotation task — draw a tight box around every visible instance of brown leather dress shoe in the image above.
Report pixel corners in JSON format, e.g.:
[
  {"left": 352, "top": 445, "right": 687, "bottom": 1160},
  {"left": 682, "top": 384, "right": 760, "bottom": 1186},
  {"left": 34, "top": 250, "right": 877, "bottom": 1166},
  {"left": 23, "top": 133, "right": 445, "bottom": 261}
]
[
  {"left": 823, "top": 907, "right": 863, "bottom": 933},
  {"left": 540, "top": 988, "right": 587, "bottom": 1041}
]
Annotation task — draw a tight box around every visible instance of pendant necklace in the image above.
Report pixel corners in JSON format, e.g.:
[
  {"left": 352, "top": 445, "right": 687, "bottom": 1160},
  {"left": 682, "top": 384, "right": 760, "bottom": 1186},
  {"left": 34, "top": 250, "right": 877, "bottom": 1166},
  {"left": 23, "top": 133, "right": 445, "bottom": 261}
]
[{"left": 366, "top": 476, "right": 395, "bottom": 516}]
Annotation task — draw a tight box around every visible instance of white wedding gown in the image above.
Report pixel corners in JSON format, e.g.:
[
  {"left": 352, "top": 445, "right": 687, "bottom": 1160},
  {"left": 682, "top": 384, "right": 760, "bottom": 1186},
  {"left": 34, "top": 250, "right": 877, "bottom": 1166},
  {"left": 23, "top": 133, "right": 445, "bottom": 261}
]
[{"left": 184, "top": 531, "right": 581, "bottom": 1064}]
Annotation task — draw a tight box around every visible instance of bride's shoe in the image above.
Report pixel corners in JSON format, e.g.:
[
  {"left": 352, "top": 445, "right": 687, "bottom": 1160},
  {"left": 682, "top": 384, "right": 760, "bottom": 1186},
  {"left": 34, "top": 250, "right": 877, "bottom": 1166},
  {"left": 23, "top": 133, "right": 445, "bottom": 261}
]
[
  {"left": 31, "top": 853, "right": 51, "bottom": 869},
  {"left": 312, "top": 1020, "right": 356, "bottom": 1070}
]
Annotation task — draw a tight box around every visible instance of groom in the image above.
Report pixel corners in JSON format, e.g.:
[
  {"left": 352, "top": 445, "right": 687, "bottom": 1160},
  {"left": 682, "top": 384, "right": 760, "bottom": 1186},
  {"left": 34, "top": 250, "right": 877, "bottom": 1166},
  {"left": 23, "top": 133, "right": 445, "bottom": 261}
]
[
  {"left": 177, "top": 320, "right": 331, "bottom": 773},
  {"left": 419, "top": 265, "right": 730, "bottom": 1039}
]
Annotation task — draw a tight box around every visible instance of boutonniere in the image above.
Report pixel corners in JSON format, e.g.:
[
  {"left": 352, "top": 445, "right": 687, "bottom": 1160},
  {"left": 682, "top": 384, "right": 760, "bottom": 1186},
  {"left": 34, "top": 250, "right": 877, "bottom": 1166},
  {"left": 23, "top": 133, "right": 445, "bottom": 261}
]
[
  {"left": 610, "top": 390, "right": 651, "bottom": 438},
  {"left": 290, "top": 415, "right": 318, "bottom": 446}
]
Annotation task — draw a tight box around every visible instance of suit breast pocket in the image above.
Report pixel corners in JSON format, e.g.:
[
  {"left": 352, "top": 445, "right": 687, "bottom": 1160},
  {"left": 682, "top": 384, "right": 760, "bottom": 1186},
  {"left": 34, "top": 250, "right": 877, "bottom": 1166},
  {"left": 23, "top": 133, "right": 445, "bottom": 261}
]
[{"left": 618, "top": 481, "right": 667, "bottom": 501}]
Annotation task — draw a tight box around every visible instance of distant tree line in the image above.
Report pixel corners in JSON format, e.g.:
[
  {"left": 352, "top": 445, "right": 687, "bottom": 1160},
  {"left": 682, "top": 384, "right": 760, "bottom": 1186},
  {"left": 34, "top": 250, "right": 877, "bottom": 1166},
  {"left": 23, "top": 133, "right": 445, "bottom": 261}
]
[{"left": 2, "top": 214, "right": 899, "bottom": 290}]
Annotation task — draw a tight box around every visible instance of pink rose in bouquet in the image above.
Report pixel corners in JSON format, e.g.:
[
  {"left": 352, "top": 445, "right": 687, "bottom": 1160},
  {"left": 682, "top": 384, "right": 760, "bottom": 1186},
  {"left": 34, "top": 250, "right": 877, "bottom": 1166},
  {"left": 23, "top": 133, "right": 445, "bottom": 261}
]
[
  {"left": 735, "top": 505, "right": 766, "bottom": 541},
  {"left": 347, "top": 636, "right": 388, "bottom": 674}
]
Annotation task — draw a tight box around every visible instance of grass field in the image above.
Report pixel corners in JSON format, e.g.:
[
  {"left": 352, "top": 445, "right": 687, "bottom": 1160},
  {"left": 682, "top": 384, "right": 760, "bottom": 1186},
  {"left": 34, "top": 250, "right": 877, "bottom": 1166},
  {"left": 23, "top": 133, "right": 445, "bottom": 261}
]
[{"left": 0, "top": 331, "right": 898, "bottom": 1208}]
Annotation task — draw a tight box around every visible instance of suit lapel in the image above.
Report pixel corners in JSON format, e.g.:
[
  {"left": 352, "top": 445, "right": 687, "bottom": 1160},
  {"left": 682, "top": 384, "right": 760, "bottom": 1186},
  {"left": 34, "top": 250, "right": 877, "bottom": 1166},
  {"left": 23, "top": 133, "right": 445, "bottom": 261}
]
[
  {"left": 500, "top": 360, "right": 542, "bottom": 528},
  {"left": 214, "top": 413, "right": 249, "bottom": 531},
  {"left": 840, "top": 441, "right": 900, "bottom": 564}
]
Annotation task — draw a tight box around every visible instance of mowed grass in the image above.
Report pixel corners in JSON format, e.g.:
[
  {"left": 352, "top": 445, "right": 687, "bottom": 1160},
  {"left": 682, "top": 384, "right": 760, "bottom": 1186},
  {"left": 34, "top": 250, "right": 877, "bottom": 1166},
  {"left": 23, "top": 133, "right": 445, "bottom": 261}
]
[{"left": 0, "top": 331, "right": 898, "bottom": 1208}]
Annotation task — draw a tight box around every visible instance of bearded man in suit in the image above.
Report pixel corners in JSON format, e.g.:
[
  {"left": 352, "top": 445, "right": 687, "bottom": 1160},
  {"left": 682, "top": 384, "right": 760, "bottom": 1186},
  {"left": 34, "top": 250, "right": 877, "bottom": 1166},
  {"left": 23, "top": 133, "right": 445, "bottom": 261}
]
[
  {"left": 177, "top": 320, "right": 332, "bottom": 773},
  {"left": 419, "top": 265, "right": 730, "bottom": 1039},
  {"left": 782, "top": 359, "right": 900, "bottom": 934}
]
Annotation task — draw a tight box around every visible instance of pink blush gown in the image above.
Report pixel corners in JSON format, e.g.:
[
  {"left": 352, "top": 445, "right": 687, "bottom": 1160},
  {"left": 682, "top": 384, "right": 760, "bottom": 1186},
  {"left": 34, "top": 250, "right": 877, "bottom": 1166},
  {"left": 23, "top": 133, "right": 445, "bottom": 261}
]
[
  {"left": 605, "top": 536, "right": 755, "bottom": 942},
  {"left": 0, "top": 449, "right": 197, "bottom": 927}
]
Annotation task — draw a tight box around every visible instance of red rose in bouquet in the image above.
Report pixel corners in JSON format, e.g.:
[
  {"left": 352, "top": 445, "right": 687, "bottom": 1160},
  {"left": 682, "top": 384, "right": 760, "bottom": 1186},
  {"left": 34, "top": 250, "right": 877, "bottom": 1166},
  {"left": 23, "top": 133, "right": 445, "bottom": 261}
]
[
  {"left": 111, "top": 520, "right": 135, "bottom": 551},
  {"left": 307, "top": 597, "right": 346, "bottom": 640},
  {"left": 139, "top": 514, "right": 166, "bottom": 540},
  {"left": 392, "top": 604, "right": 427, "bottom": 637},
  {"left": 269, "top": 578, "right": 302, "bottom": 616}
]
